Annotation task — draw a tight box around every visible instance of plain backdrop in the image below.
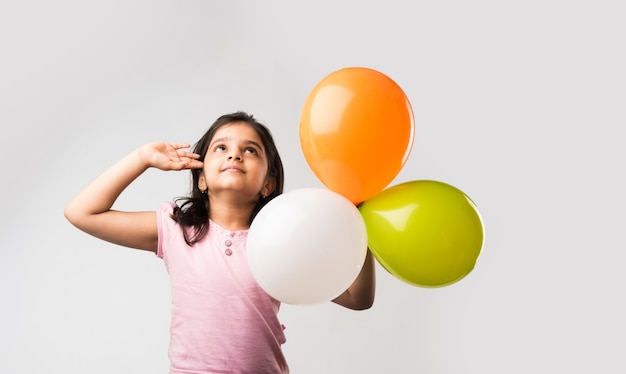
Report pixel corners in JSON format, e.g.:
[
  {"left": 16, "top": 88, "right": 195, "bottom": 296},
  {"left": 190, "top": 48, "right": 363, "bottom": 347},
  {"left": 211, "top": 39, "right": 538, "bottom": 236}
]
[{"left": 1, "top": 1, "right": 624, "bottom": 373}]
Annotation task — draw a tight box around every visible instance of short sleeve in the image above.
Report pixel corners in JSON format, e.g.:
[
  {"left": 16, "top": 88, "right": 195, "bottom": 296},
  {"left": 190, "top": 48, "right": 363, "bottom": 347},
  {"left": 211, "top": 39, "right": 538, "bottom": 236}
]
[{"left": 155, "top": 202, "right": 177, "bottom": 259}]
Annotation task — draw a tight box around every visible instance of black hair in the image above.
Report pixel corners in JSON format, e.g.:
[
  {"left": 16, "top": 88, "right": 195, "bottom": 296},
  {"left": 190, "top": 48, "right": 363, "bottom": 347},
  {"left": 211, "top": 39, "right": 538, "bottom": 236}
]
[{"left": 171, "top": 111, "right": 284, "bottom": 245}]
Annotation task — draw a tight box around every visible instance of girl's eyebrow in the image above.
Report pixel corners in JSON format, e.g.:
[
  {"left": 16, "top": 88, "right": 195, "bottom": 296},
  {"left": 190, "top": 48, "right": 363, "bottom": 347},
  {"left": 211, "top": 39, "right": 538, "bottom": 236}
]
[{"left": 210, "top": 137, "right": 265, "bottom": 153}]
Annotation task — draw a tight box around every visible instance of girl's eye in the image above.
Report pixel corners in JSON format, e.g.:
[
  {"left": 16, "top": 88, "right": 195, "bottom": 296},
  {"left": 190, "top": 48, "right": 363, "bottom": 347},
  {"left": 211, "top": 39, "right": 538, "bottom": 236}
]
[
  {"left": 215, "top": 145, "right": 226, "bottom": 152},
  {"left": 245, "top": 147, "right": 257, "bottom": 154}
]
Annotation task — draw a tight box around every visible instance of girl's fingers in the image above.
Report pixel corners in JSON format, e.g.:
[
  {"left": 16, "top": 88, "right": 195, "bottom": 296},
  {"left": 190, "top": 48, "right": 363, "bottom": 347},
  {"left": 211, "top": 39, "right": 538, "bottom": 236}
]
[
  {"left": 171, "top": 143, "right": 191, "bottom": 150},
  {"left": 187, "top": 159, "right": 204, "bottom": 169},
  {"left": 181, "top": 151, "right": 201, "bottom": 159},
  {"left": 171, "top": 144, "right": 200, "bottom": 159}
]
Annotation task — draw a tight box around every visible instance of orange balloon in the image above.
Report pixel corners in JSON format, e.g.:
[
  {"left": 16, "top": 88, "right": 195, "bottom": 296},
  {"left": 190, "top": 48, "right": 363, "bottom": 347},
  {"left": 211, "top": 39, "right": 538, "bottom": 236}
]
[{"left": 300, "top": 67, "right": 415, "bottom": 204}]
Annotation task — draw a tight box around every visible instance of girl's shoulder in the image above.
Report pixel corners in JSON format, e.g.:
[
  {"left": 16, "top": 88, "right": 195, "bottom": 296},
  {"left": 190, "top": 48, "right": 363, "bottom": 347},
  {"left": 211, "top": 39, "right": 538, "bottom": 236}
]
[{"left": 158, "top": 201, "right": 177, "bottom": 215}]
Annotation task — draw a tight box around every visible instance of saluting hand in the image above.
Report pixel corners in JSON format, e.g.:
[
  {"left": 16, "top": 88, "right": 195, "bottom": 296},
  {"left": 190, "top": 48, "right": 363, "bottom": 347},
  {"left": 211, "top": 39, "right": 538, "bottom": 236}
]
[{"left": 139, "top": 142, "right": 204, "bottom": 171}]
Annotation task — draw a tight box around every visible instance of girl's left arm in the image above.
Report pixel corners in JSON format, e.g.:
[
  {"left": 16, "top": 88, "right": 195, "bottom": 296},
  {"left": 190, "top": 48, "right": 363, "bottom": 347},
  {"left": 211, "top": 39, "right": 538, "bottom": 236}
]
[{"left": 332, "top": 249, "right": 376, "bottom": 310}]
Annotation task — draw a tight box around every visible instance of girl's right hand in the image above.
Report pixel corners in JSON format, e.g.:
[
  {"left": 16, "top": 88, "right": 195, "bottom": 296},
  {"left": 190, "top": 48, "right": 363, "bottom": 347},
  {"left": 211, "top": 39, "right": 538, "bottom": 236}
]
[{"left": 139, "top": 142, "right": 204, "bottom": 171}]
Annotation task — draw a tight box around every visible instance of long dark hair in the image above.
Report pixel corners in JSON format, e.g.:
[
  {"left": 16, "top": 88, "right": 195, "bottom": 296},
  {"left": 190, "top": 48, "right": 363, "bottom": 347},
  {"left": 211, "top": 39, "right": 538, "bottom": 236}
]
[{"left": 171, "top": 111, "right": 284, "bottom": 245}]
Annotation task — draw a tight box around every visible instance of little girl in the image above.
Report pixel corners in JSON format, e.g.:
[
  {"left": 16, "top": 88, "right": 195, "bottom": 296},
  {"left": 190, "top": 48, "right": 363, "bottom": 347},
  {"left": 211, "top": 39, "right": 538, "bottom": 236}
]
[{"left": 64, "top": 111, "right": 376, "bottom": 373}]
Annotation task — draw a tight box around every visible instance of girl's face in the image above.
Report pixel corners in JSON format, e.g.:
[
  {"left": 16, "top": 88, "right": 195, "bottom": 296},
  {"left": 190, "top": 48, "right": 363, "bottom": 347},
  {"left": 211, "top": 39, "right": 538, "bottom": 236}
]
[{"left": 198, "top": 122, "right": 275, "bottom": 202}]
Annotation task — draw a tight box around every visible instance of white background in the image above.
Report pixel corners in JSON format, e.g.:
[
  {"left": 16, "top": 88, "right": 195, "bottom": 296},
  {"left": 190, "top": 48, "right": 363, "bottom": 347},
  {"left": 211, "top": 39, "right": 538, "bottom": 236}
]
[{"left": 1, "top": 1, "right": 624, "bottom": 373}]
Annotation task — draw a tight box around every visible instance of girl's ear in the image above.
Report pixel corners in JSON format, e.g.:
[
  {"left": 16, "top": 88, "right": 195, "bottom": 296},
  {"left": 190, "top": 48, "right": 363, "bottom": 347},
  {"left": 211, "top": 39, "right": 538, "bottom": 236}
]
[
  {"left": 261, "top": 177, "right": 276, "bottom": 197},
  {"left": 198, "top": 173, "right": 207, "bottom": 192}
]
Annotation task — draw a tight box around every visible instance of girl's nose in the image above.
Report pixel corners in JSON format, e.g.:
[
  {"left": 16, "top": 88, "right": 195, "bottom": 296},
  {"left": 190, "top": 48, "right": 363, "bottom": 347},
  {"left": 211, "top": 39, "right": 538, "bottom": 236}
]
[{"left": 228, "top": 151, "right": 242, "bottom": 161}]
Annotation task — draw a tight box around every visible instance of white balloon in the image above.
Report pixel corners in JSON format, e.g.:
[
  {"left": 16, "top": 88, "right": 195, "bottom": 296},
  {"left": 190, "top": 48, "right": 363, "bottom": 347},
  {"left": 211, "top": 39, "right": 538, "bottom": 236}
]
[{"left": 247, "top": 188, "right": 368, "bottom": 305}]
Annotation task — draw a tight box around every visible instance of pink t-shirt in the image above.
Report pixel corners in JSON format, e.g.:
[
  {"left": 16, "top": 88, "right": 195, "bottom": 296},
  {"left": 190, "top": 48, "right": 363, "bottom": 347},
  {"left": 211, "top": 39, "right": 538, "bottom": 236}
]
[{"left": 156, "top": 202, "right": 289, "bottom": 374}]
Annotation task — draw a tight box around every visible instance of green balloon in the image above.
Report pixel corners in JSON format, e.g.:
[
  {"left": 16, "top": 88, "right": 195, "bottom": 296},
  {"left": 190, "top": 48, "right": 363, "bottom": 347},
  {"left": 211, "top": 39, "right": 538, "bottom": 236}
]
[{"left": 359, "top": 180, "right": 484, "bottom": 288}]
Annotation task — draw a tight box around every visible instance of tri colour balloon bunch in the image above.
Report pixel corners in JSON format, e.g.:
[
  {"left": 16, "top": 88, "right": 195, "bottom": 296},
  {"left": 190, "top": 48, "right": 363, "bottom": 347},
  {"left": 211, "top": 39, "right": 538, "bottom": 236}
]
[{"left": 248, "top": 67, "right": 485, "bottom": 305}]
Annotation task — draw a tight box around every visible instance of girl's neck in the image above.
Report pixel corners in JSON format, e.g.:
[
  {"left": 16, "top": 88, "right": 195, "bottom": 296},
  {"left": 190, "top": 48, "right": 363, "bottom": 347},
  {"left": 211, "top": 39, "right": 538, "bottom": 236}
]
[{"left": 208, "top": 199, "right": 254, "bottom": 231}]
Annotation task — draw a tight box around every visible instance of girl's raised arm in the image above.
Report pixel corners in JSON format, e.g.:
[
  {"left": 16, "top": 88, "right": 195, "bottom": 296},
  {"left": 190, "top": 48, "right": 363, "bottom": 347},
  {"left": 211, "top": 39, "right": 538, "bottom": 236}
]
[{"left": 64, "top": 143, "right": 202, "bottom": 252}]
